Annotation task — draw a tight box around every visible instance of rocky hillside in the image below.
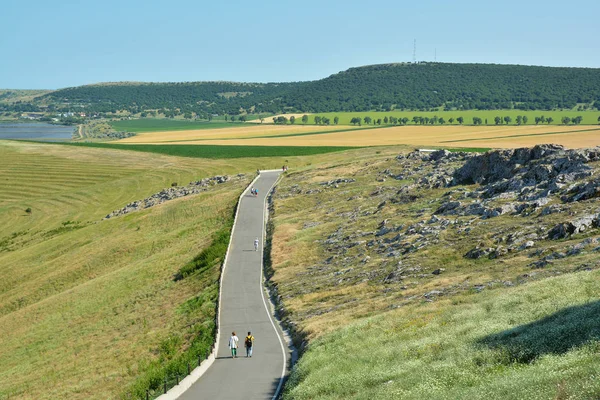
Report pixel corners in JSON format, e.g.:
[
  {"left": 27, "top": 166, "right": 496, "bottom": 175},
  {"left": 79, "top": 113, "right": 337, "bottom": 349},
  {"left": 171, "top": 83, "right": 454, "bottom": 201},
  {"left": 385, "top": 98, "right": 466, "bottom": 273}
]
[{"left": 267, "top": 145, "right": 600, "bottom": 345}]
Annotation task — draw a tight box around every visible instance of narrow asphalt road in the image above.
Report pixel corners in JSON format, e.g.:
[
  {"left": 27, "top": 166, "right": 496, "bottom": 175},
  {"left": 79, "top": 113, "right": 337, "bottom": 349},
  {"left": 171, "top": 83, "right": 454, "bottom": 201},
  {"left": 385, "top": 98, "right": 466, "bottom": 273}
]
[{"left": 180, "top": 170, "right": 287, "bottom": 400}]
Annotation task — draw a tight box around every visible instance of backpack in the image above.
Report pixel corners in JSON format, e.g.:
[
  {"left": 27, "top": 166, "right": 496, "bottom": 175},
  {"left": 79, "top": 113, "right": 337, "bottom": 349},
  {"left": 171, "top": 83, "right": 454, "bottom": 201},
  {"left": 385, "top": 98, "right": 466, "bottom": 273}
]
[{"left": 245, "top": 336, "right": 253, "bottom": 347}]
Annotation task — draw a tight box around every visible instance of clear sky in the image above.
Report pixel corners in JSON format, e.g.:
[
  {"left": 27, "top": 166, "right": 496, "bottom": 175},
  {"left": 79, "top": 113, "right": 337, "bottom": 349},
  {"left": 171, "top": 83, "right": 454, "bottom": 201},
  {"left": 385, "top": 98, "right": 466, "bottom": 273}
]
[{"left": 1, "top": 0, "right": 599, "bottom": 89}]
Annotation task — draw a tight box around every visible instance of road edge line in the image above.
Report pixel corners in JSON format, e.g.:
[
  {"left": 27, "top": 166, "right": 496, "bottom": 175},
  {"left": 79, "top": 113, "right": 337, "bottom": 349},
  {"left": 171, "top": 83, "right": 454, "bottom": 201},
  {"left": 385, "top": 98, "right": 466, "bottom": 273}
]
[{"left": 258, "top": 173, "right": 289, "bottom": 400}]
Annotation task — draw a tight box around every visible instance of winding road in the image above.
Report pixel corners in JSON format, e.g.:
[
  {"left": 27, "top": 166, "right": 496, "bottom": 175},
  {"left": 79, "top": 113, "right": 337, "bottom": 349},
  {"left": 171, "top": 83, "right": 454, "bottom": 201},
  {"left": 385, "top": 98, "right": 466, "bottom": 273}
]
[{"left": 179, "top": 170, "right": 289, "bottom": 400}]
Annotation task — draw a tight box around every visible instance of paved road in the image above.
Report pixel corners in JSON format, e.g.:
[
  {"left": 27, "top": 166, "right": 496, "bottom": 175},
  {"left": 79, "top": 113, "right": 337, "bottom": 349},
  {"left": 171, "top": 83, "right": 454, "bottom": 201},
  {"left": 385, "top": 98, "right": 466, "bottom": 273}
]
[{"left": 180, "top": 170, "right": 287, "bottom": 400}]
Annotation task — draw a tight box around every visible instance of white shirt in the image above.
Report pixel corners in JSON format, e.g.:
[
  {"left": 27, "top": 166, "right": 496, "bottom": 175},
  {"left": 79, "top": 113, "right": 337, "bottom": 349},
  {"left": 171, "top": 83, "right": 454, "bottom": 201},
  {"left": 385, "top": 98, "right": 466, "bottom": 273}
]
[
  {"left": 254, "top": 239, "right": 259, "bottom": 246},
  {"left": 229, "top": 335, "right": 239, "bottom": 349}
]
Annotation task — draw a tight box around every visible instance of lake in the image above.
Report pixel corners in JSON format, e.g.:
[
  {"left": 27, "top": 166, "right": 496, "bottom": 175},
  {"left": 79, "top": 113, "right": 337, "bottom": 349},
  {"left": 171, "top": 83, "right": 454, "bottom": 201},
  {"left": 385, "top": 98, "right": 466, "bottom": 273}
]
[{"left": 0, "top": 123, "right": 74, "bottom": 141}]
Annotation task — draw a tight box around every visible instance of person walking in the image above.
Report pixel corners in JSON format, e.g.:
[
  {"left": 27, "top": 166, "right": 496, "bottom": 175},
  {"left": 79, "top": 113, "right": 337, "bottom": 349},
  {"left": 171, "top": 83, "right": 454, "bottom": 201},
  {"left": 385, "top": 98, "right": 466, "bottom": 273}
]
[
  {"left": 229, "top": 332, "right": 239, "bottom": 358},
  {"left": 254, "top": 237, "right": 259, "bottom": 251},
  {"left": 244, "top": 332, "right": 255, "bottom": 357}
]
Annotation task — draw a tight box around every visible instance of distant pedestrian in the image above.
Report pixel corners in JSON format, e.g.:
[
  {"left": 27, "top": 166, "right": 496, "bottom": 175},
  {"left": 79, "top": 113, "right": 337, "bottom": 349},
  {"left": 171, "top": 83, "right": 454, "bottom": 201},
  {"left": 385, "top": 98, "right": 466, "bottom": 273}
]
[
  {"left": 254, "top": 188, "right": 258, "bottom": 197},
  {"left": 250, "top": 187, "right": 255, "bottom": 196},
  {"left": 245, "top": 332, "right": 255, "bottom": 357},
  {"left": 254, "top": 237, "right": 259, "bottom": 251},
  {"left": 229, "top": 332, "right": 239, "bottom": 358}
]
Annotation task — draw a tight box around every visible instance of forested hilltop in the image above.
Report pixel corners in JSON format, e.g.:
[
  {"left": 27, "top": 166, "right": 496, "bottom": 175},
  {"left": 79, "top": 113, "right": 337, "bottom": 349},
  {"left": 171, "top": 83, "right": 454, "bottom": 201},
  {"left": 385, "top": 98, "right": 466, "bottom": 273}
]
[{"left": 8, "top": 63, "right": 600, "bottom": 116}]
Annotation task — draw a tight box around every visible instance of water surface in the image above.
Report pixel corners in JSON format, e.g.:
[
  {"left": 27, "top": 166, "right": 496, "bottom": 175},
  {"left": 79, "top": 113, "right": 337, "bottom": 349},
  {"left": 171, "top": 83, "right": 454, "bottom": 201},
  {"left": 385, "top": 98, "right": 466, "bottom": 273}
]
[{"left": 0, "top": 123, "right": 74, "bottom": 141}]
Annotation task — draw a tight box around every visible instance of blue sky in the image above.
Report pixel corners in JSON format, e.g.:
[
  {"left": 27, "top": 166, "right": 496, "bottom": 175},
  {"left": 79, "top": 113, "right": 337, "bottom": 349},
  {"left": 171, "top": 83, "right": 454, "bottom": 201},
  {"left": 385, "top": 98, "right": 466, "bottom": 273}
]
[{"left": 1, "top": 0, "right": 598, "bottom": 89}]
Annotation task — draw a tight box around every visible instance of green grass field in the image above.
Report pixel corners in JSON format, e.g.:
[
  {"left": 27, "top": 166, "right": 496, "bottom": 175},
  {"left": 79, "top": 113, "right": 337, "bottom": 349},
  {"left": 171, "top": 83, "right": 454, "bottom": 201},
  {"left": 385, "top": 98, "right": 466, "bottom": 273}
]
[
  {"left": 58, "top": 142, "right": 358, "bottom": 159},
  {"left": 109, "top": 119, "right": 247, "bottom": 133},
  {"left": 284, "top": 270, "right": 600, "bottom": 400},
  {"left": 294, "top": 110, "right": 600, "bottom": 126}
]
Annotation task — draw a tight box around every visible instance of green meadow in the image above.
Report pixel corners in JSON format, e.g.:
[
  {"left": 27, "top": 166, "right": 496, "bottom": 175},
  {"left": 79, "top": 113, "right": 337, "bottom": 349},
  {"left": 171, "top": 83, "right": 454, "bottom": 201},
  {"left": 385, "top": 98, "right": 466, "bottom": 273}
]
[
  {"left": 59, "top": 142, "right": 357, "bottom": 159},
  {"left": 285, "top": 269, "right": 600, "bottom": 400}
]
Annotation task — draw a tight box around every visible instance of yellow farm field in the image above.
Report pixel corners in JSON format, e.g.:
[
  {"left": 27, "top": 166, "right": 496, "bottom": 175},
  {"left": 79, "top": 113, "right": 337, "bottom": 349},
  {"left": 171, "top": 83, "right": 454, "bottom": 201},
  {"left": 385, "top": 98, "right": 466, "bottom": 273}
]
[
  {"left": 126, "top": 124, "right": 600, "bottom": 149},
  {"left": 117, "top": 124, "right": 360, "bottom": 143}
]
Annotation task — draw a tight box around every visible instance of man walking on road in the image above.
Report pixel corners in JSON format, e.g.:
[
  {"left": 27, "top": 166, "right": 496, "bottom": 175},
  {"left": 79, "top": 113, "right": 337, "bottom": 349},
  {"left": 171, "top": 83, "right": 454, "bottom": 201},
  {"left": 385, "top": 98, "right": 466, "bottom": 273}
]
[
  {"left": 229, "top": 332, "right": 239, "bottom": 358},
  {"left": 254, "top": 237, "right": 259, "bottom": 251},
  {"left": 245, "top": 332, "right": 254, "bottom": 357}
]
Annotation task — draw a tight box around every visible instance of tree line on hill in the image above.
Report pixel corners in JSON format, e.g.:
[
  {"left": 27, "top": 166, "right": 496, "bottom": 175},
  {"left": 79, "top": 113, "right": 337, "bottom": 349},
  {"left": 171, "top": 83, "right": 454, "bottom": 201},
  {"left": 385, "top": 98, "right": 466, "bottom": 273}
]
[{"left": 5, "top": 63, "right": 600, "bottom": 117}]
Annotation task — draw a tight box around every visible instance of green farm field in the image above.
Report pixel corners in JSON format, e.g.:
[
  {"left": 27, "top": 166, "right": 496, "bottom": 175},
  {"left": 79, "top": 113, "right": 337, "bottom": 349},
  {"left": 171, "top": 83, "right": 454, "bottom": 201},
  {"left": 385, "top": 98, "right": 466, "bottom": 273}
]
[{"left": 282, "top": 110, "right": 600, "bottom": 126}]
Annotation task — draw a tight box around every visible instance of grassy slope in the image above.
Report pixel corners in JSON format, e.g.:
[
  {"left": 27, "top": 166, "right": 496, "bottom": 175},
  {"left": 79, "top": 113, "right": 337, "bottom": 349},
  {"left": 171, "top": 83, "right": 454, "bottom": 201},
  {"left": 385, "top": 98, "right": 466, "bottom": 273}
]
[
  {"left": 0, "top": 140, "right": 364, "bottom": 399},
  {"left": 0, "top": 141, "right": 248, "bottom": 399},
  {"left": 285, "top": 270, "right": 600, "bottom": 400},
  {"left": 268, "top": 148, "right": 600, "bottom": 399}
]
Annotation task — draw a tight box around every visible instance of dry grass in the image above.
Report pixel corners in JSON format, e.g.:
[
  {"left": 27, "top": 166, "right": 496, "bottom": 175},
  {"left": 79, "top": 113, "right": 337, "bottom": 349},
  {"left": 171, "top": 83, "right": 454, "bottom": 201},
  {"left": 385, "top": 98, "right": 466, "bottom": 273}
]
[
  {"left": 123, "top": 124, "right": 600, "bottom": 149},
  {"left": 116, "top": 124, "right": 359, "bottom": 143}
]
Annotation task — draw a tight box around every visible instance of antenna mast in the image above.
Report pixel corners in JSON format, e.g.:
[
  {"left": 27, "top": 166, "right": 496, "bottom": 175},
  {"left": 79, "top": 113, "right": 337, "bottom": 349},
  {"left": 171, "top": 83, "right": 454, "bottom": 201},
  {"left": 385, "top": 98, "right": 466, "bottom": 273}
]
[{"left": 413, "top": 39, "right": 417, "bottom": 63}]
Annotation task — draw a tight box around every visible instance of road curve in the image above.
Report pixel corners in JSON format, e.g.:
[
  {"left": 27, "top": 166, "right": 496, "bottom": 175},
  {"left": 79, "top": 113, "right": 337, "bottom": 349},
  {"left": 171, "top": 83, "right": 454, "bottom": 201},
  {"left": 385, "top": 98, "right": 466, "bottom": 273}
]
[{"left": 180, "top": 170, "right": 288, "bottom": 400}]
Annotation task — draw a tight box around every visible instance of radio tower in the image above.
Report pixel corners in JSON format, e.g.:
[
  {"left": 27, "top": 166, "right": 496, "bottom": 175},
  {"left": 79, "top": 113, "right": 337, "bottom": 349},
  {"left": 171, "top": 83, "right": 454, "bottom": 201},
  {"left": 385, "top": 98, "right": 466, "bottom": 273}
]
[{"left": 413, "top": 39, "right": 417, "bottom": 63}]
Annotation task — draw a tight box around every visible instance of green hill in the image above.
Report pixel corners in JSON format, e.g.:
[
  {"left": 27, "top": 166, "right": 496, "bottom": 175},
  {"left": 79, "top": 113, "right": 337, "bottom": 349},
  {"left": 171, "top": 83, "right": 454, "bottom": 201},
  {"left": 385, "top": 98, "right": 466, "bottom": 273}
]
[{"left": 30, "top": 63, "right": 600, "bottom": 116}]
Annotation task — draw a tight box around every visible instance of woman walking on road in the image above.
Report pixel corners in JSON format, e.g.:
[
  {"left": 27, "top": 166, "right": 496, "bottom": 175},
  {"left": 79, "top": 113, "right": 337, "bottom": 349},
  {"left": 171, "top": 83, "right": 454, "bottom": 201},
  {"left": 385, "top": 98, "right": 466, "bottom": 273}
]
[
  {"left": 229, "top": 332, "right": 239, "bottom": 358},
  {"left": 254, "top": 237, "right": 259, "bottom": 251},
  {"left": 245, "top": 332, "right": 254, "bottom": 357}
]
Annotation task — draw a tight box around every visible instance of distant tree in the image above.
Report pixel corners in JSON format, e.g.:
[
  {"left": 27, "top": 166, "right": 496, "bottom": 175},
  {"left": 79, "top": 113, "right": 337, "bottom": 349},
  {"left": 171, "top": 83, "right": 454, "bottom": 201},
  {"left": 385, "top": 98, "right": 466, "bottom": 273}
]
[
  {"left": 504, "top": 116, "right": 512, "bottom": 125},
  {"left": 230, "top": 115, "right": 236, "bottom": 122},
  {"left": 350, "top": 117, "right": 361, "bottom": 125},
  {"left": 314, "top": 116, "right": 322, "bottom": 125},
  {"left": 225, "top": 115, "right": 228, "bottom": 121},
  {"left": 546, "top": 117, "right": 553, "bottom": 124},
  {"left": 522, "top": 115, "right": 528, "bottom": 124},
  {"left": 208, "top": 114, "right": 213, "bottom": 122},
  {"left": 390, "top": 117, "right": 398, "bottom": 125},
  {"left": 516, "top": 115, "right": 522, "bottom": 125},
  {"left": 494, "top": 116, "right": 502, "bottom": 125},
  {"left": 274, "top": 116, "right": 288, "bottom": 124},
  {"left": 302, "top": 115, "right": 309, "bottom": 124},
  {"left": 323, "top": 117, "right": 331, "bottom": 125},
  {"left": 290, "top": 115, "right": 295, "bottom": 124},
  {"left": 401, "top": 117, "right": 409, "bottom": 125},
  {"left": 540, "top": 116, "right": 546, "bottom": 124},
  {"left": 383, "top": 116, "right": 389, "bottom": 124},
  {"left": 573, "top": 115, "right": 583, "bottom": 125},
  {"left": 485, "top": 118, "right": 488, "bottom": 125},
  {"left": 376, "top": 118, "right": 382, "bottom": 125},
  {"left": 364, "top": 116, "right": 372, "bottom": 125},
  {"left": 457, "top": 116, "right": 464, "bottom": 124},
  {"left": 535, "top": 116, "right": 541, "bottom": 125},
  {"left": 184, "top": 112, "right": 192, "bottom": 119},
  {"left": 439, "top": 117, "right": 445, "bottom": 124},
  {"left": 334, "top": 116, "right": 339, "bottom": 125},
  {"left": 412, "top": 116, "right": 420, "bottom": 124},
  {"left": 561, "top": 116, "right": 571, "bottom": 125},
  {"left": 448, "top": 117, "right": 454, "bottom": 124},
  {"left": 239, "top": 115, "right": 247, "bottom": 122},
  {"left": 598, "top": 116, "right": 600, "bottom": 124},
  {"left": 260, "top": 117, "right": 264, "bottom": 123},
  {"left": 473, "top": 117, "right": 483, "bottom": 125}
]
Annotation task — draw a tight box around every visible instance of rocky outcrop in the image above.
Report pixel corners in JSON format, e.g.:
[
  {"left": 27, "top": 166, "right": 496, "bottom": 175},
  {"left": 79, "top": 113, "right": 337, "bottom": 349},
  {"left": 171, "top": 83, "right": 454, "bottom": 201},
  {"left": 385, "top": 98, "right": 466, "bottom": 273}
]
[
  {"left": 547, "top": 215, "right": 600, "bottom": 240},
  {"left": 104, "top": 175, "right": 236, "bottom": 219}
]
